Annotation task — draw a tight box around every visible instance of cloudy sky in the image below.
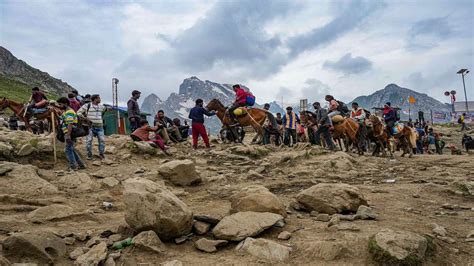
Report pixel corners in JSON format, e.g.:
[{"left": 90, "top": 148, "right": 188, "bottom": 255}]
[{"left": 1, "top": 0, "right": 473, "bottom": 105}]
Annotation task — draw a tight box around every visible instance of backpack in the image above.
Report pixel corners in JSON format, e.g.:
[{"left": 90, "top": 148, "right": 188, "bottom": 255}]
[
  {"left": 395, "top": 110, "right": 401, "bottom": 121},
  {"left": 457, "top": 117, "right": 462, "bottom": 124},
  {"left": 246, "top": 93, "right": 256, "bottom": 106},
  {"left": 336, "top": 100, "right": 349, "bottom": 115},
  {"left": 56, "top": 120, "right": 65, "bottom": 142}
]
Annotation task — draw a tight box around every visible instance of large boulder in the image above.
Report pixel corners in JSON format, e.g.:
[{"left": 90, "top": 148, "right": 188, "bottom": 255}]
[
  {"left": 123, "top": 178, "right": 193, "bottom": 240},
  {"left": 27, "top": 204, "right": 74, "bottom": 223},
  {"left": 369, "top": 229, "right": 431, "bottom": 265},
  {"left": 235, "top": 237, "right": 291, "bottom": 262},
  {"left": 212, "top": 211, "right": 283, "bottom": 241},
  {"left": 0, "top": 162, "right": 58, "bottom": 196},
  {"left": 75, "top": 242, "right": 107, "bottom": 266},
  {"left": 0, "top": 142, "right": 13, "bottom": 157},
  {"left": 128, "top": 141, "right": 157, "bottom": 155},
  {"left": 57, "top": 172, "right": 100, "bottom": 192},
  {"left": 300, "top": 241, "right": 348, "bottom": 261},
  {"left": 2, "top": 231, "right": 66, "bottom": 264},
  {"left": 230, "top": 185, "right": 286, "bottom": 217},
  {"left": 296, "top": 183, "right": 367, "bottom": 214},
  {"left": 16, "top": 143, "right": 35, "bottom": 156},
  {"left": 158, "top": 160, "right": 201, "bottom": 186}
]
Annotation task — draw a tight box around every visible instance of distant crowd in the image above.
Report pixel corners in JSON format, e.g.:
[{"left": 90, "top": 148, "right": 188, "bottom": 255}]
[{"left": 0, "top": 85, "right": 472, "bottom": 171}]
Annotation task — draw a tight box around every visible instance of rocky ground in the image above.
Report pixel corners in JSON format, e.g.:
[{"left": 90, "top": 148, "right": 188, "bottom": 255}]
[{"left": 0, "top": 125, "right": 473, "bottom": 265}]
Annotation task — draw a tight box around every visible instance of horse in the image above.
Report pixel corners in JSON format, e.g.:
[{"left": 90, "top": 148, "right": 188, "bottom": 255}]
[
  {"left": 0, "top": 97, "right": 61, "bottom": 132},
  {"left": 331, "top": 115, "right": 362, "bottom": 154},
  {"left": 369, "top": 114, "right": 417, "bottom": 157},
  {"left": 206, "top": 99, "right": 275, "bottom": 143},
  {"left": 368, "top": 114, "right": 391, "bottom": 157}
]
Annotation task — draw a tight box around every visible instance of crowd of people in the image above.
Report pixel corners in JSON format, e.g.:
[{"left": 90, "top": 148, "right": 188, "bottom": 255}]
[{"left": 1, "top": 85, "right": 472, "bottom": 171}]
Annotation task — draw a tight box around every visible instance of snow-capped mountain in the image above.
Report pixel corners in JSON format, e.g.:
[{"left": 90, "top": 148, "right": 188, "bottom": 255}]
[{"left": 141, "top": 77, "right": 260, "bottom": 133}]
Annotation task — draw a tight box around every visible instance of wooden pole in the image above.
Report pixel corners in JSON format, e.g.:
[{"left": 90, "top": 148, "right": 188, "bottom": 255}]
[
  {"left": 23, "top": 95, "right": 32, "bottom": 117},
  {"left": 51, "top": 112, "right": 57, "bottom": 164}
]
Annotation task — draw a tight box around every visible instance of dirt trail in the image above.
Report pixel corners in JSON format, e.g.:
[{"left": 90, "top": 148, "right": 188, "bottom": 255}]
[{"left": 0, "top": 125, "right": 472, "bottom": 265}]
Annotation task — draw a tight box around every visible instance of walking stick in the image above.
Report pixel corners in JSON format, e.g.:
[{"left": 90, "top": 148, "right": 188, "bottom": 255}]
[
  {"left": 51, "top": 112, "right": 57, "bottom": 164},
  {"left": 23, "top": 95, "right": 32, "bottom": 117}
]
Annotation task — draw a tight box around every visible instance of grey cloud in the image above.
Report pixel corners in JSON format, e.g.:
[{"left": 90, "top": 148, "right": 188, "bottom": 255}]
[
  {"left": 323, "top": 53, "right": 373, "bottom": 75},
  {"left": 406, "top": 17, "right": 453, "bottom": 50},
  {"left": 287, "top": 0, "right": 385, "bottom": 56},
  {"left": 300, "top": 79, "right": 332, "bottom": 104}
]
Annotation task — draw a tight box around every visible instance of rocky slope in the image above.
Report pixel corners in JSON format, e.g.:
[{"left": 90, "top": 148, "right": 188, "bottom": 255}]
[
  {"left": 0, "top": 126, "right": 472, "bottom": 265},
  {"left": 0, "top": 46, "right": 75, "bottom": 97},
  {"left": 351, "top": 84, "right": 450, "bottom": 118}
]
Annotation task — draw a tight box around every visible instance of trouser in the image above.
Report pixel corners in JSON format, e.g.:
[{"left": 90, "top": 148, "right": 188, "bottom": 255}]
[
  {"left": 284, "top": 128, "right": 297, "bottom": 147},
  {"left": 148, "top": 134, "right": 166, "bottom": 151},
  {"left": 416, "top": 140, "right": 424, "bottom": 154},
  {"left": 327, "top": 111, "right": 340, "bottom": 126},
  {"left": 386, "top": 120, "right": 395, "bottom": 137},
  {"left": 157, "top": 128, "right": 171, "bottom": 143},
  {"left": 314, "top": 126, "right": 335, "bottom": 150},
  {"left": 192, "top": 123, "right": 210, "bottom": 148},
  {"left": 263, "top": 127, "right": 280, "bottom": 145},
  {"left": 129, "top": 118, "right": 140, "bottom": 133},
  {"left": 461, "top": 122, "right": 469, "bottom": 131},
  {"left": 65, "top": 139, "right": 84, "bottom": 169},
  {"left": 357, "top": 121, "right": 367, "bottom": 150},
  {"left": 228, "top": 102, "right": 245, "bottom": 122},
  {"left": 86, "top": 126, "right": 105, "bottom": 157},
  {"left": 166, "top": 127, "right": 183, "bottom": 142}
]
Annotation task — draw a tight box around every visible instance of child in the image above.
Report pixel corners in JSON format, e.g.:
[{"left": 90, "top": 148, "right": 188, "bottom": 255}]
[{"left": 131, "top": 119, "right": 169, "bottom": 155}]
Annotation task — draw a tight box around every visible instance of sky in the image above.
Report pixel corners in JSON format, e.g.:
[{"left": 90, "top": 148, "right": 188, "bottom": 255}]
[{"left": 1, "top": 0, "right": 473, "bottom": 105}]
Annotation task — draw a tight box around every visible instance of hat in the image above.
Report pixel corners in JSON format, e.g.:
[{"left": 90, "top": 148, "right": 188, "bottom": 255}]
[{"left": 385, "top": 102, "right": 391, "bottom": 106}]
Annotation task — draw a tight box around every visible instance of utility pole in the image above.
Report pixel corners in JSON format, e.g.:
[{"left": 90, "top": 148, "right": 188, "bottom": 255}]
[
  {"left": 112, "top": 78, "right": 119, "bottom": 133},
  {"left": 457, "top": 69, "right": 470, "bottom": 113}
]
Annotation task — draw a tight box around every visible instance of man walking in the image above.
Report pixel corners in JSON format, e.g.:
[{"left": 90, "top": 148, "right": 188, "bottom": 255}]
[
  {"left": 351, "top": 102, "right": 367, "bottom": 151},
  {"left": 127, "top": 90, "right": 141, "bottom": 132},
  {"left": 57, "top": 97, "right": 86, "bottom": 171},
  {"left": 282, "top": 106, "right": 300, "bottom": 147},
  {"left": 313, "top": 102, "right": 336, "bottom": 150},
  {"left": 77, "top": 94, "right": 107, "bottom": 160},
  {"left": 188, "top": 99, "right": 216, "bottom": 149}
]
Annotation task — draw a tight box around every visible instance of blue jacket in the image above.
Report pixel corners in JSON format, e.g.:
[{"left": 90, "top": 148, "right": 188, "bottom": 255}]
[{"left": 188, "top": 106, "right": 215, "bottom": 124}]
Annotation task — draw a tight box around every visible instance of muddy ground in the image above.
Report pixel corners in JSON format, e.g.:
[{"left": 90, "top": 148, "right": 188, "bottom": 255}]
[{"left": 0, "top": 125, "right": 472, "bottom": 265}]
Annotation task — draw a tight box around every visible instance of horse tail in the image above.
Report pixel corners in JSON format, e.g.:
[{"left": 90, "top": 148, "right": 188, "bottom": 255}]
[
  {"left": 409, "top": 128, "right": 417, "bottom": 148},
  {"left": 266, "top": 112, "right": 277, "bottom": 129}
]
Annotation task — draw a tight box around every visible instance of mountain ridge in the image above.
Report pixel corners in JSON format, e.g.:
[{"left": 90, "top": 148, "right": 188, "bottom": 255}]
[{"left": 0, "top": 46, "right": 76, "bottom": 98}]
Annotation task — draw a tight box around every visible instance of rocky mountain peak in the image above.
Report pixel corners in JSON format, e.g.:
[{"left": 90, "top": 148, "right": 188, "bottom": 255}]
[{"left": 0, "top": 46, "right": 76, "bottom": 96}]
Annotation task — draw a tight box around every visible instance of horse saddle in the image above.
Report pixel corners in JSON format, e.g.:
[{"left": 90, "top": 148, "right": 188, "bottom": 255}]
[
  {"left": 232, "top": 107, "right": 248, "bottom": 117},
  {"left": 331, "top": 115, "right": 345, "bottom": 124},
  {"left": 31, "top": 108, "right": 48, "bottom": 114},
  {"left": 391, "top": 122, "right": 404, "bottom": 135}
]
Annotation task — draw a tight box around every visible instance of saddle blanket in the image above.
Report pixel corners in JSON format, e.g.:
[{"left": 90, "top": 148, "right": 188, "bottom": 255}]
[{"left": 391, "top": 123, "right": 404, "bottom": 135}]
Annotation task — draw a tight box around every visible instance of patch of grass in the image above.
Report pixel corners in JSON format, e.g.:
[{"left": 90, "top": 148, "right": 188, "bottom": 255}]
[
  {"left": 29, "top": 138, "right": 39, "bottom": 148},
  {"left": 0, "top": 75, "right": 58, "bottom": 103}
]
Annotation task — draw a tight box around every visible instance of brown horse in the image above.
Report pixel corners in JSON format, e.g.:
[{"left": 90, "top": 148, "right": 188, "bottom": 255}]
[
  {"left": 0, "top": 97, "right": 61, "bottom": 131},
  {"left": 368, "top": 114, "right": 391, "bottom": 157},
  {"left": 206, "top": 99, "right": 274, "bottom": 143},
  {"left": 369, "top": 114, "right": 417, "bottom": 157},
  {"left": 332, "top": 116, "right": 362, "bottom": 154}
]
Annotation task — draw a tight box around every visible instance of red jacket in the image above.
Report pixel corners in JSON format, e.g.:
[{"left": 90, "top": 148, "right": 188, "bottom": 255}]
[{"left": 235, "top": 88, "right": 247, "bottom": 105}]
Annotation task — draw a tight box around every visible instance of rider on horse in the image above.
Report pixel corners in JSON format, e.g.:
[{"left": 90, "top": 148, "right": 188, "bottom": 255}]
[
  {"left": 27, "top": 87, "right": 48, "bottom": 114},
  {"left": 228, "top": 84, "right": 253, "bottom": 126},
  {"left": 383, "top": 102, "right": 397, "bottom": 137},
  {"left": 351, "top": 102, "right": 367, "bottom": 151}
]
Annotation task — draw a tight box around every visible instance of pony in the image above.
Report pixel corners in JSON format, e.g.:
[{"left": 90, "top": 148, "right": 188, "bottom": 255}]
[
  {"left": 206, "top": 99, "right": 275, "bottom": 143},
  {"left": 331, "top": 115, "right": 363, "bottom": 154},
  {"left": 369, "top": 114, "right": 417, "bottom": 157},
  {"left": 368, "top": 114, "right": 392, "bottom": 157},
  {"left": 0, "top": 97, "right": 61, "bottom": 132}
]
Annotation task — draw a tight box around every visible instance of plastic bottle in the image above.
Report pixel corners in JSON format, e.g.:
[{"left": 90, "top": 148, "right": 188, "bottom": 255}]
[{"left": 112, "top": 237, "right": 133, "bottom": 250}]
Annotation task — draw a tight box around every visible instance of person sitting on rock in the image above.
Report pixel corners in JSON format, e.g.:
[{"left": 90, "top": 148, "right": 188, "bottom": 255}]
[
  {"left": 131, "top": 119, "right": 169, "bottom": 155},
  {"left": 27, "top": 87, "right": 48, "bottom": 114},
  {"left": 173, "top": 118, "right": 190, "bottom": 139},
  {"left": 154, "top": 110, "right": 183, "bottom": 143}
]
